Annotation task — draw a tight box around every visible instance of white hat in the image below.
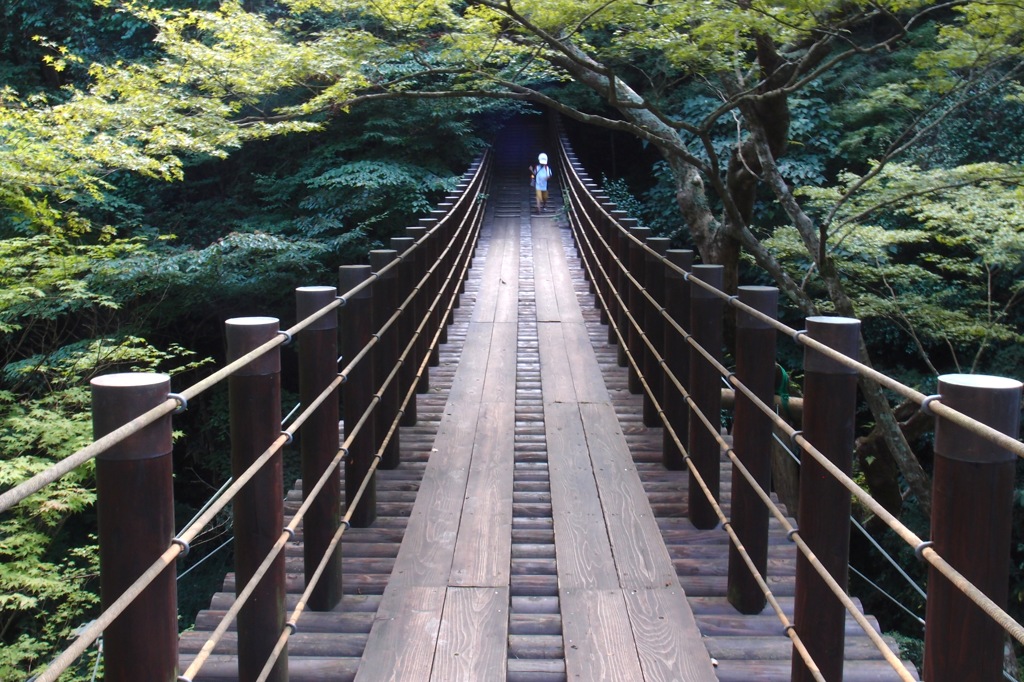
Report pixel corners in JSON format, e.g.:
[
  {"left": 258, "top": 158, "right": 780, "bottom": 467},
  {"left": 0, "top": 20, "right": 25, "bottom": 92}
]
[{"left": 538, "top": 153, "right": 548, "bottom": 164}]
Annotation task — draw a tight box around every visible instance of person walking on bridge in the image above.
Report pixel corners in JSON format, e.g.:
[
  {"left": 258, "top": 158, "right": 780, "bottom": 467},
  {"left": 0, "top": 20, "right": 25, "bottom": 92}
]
[{"left": 530, "top": 153, "right": 553, "bottom": 214}]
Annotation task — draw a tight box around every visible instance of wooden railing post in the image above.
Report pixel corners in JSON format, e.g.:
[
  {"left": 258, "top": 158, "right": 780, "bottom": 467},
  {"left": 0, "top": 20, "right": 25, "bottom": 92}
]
[
  {"left": 370, "top": 249, "right": 401, "bottom": 470},
  {"left": 419, "top": 216, "right": 446, "bottom": 353},
  {"left": 613, "top": 213, "right": 635, "bottom": 366},
  {"left": 594, "top": 208, "right": 610, "bottom": 313},
  {"left": 603, "top": 211, "right": 621, "bottom": 342},
  {"left": 727, "top": 286, "right": 779, "bottom": 614},
  {"left": 91, "top": 373, "right": 177, "bottom": 682},
  {"left": 626, "top": 226, "right": 651, "bottom": 395},
  {"left": 687, "top": 264, "right": 724, "bottom": 529},
  {"left": 406, "top": 226, "right": 430, "bottom": 396},
  {"left": 296, "top": 286, "right": 342, "bottom": 611},
  {"left": 391, "top": 236, "right": 417, "bottom": 426},
  {"left": 791, "top": 316, "right": 860, "bottom": 682},
  {"left": 643, "top": 236, "right": 671, "bottom": 427},
  {"left": 339, "top": 265, "right": 377, "bottom": 528},
  {"left": 923, "top": 374, "right": 1022, "bottom": 682},
  {"left": 225, "top": 316, "right": 287, "bottom": 682},
  {"left": 662, "top": 249, "right": 693, "bottom": 470}
]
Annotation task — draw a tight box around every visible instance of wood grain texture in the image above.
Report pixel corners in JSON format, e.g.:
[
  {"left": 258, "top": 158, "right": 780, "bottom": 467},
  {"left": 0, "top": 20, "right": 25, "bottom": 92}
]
[
  {"left": 533, "top": 238, "right": 560, "bottom": 323},
  {"left": 534, "top": 220, "right": 584, "bottom": 324},
  {"left": 544, "top": 401, "right": 618, "bottom": 590},
  {"left": 386, "top": 410, "right": 477, "bottom": 588},
  {"left": 537, "top": 322, "right": 576, "bottom": 404},
  {"left": 472, "top": 217, "right": 519, "bottom": 324},
  {"left": 624, "top": 587, "right": 719, "bottom": 681},
  {"left": 431, "top": 587, "right": 510, "bottom": 681},
  {"left": 481, "top": 321, "right": 518, "bottom": 404},
  {"left": 449, "top": 401, "right": 514, "bottom": 587},
  {"left": 580, "top": 401, "right": 680, "bottom": 589},
  {"left": 560, "top": 588, "right": 645, "bottom": 681},
  {"left": 354, "top": 586, "right": 445, "bottom": 682},
  {"left": 471, "top": 219, "right": 510, "bottom": 324}
]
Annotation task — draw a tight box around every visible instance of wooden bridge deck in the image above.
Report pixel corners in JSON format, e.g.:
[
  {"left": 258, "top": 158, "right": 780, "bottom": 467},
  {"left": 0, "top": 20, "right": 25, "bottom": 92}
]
[{"left": 181, "top": 137, "right": 919, "bottom": 681}]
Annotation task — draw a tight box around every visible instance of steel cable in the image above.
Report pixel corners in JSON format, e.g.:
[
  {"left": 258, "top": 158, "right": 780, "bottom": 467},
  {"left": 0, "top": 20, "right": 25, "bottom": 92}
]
[
  {"left": 29, "top": 154, "right": 491, "bottom": 682},
  {"left": 561, "top": 145, "right": 913, "bottom": 680},
  {"left": 561, "top": 138, "right": 1024, "bottom": 653}
]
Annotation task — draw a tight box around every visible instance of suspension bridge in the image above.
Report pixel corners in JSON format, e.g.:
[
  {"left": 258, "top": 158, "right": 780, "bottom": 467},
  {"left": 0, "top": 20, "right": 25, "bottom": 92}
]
[{"left": 6, "top": 117, "right": 1023, "bottom": 682}]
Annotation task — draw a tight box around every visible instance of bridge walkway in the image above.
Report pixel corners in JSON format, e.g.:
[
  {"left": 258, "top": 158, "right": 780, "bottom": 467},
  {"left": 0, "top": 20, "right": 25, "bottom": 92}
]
[{"left": 181, "top": 124, "right": 917, "bottom": 681}]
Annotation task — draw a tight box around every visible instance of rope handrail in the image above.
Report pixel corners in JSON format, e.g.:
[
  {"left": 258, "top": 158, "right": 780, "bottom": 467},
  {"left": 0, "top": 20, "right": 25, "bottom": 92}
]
[
  {"left": 558, "top": 133, "right": 1024, "bottom": 676},
  {"left": 249, "top": 158, "right": 488, "bottom": 680},
  {"left": 578, "top": 177, "right": 1024, "bottom": 461},
  {"left": 563, "top": 187, "right": 831, "bottom": 681},
  {"left": 27, "top": 152, "right": 490, "bottom": 682},
  {"left": 181, "top": 152, "right": 490, "bottom": 681},
  {"left": 0, "top": 152, "right": 491, "bottom": 517}
]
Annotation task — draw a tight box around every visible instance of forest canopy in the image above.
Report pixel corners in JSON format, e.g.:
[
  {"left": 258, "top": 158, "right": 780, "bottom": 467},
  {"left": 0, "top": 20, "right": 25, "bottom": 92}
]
[{"left": 2, "top": 0, "right": 1024, "bottom": 677}]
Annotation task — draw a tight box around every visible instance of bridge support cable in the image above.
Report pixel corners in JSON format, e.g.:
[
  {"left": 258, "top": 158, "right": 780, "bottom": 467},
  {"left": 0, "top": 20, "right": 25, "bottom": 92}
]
[
  {"left": 558, "top": 132, "right": 920, "bottom": 681},
  {"left": 561, "top": 178, "right": 829, "bottom": 680},
  {"left": 569, "top": 192, "right": 918, "bottom": 681},
  {"left": 24, "top": 152, "right": 490, "bottom": 681},
  {"left": 244, "top": 154, "right": 488, "bottom": 681},
  {"left": 559, "top": 126, "right": 1024, "bottom": 676}
]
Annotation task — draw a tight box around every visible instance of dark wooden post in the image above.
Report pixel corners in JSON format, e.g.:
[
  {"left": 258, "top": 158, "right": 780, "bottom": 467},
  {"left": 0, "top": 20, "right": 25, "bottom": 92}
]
[
  {"left": 591, "top": 209, "right": 608, "bottom": 314},
  {"left": 791, "top": 316, "right": 860, "bottom": 682},
  {"left": 626, "top": 226, "right": 651, "bottom": 395},
  {"left": 602, "top": 211, "right": 620, "bottom": 339},
  {"left": 420, "top": 216, "right": 446, "bottom": 353},
  {"left": 392, "top": 236, "right": 417, "bottom": 426},
  {"left": 642, "top": 236, "right": 671, "bottom": 427},
  {"left": 727, "top": 286, "right": 779, "bottom": 614},
  {"left": 662, "top": 250, "right": 693, "bottom": 470},
  {"left": 92, "top": 373, "right": 177, "bottom": 682},
  {"left": 339, "top": 265, "right": 377, "bottom": 528},
  {"left": 296, "top": 286, "right": 342, "bottom": 611},
  {"left": 923, "top": 374, "right": 1022, "bottom": 682},
  {"left": 613, "top": 213, "right": 635, "bottom": 365},
  {"left": 687, "top": 264, "right": 724, "bottom": 530},
  {"left": 225, "top": 316, "right": 287, "bottom": 682},
  {"left": 406, "top": 226, "right": 430, "bottom": 395},
  {"left": 370, "top": 249, "right": 401, "bottom": 470}
]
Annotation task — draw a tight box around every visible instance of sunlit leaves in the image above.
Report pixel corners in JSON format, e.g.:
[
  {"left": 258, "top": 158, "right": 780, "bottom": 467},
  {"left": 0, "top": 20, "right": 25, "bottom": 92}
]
[{"left": 787, "top": 161, "right": 1024, "bottom": 369}]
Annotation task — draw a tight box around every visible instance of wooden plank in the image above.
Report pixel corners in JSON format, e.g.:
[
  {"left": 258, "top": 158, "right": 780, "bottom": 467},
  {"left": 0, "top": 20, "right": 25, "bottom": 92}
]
[
  {"left": 493, "top": 219, "right": 520, "bottom": 324},
  {"left": 623, "top": 587, "right": 720, "bottom": 681},
  {"left": 481, "top": 322, "right": 518, "bottom": 404},
  {"left": 537, "top": 221, "right": 583, "bottom": 323},
  {"left": 450, "top": 401, "right": 514, "bottom": 587},
  {"left": 560, "top": 320, "right": 610, "bottom": 403},
  {"left": 705, "top": 634, "right": 907, "bottom": 660},
  {"left": 544, "top": 401, "right": 618, "bottom": 590},
  {"left": 533, "top": 236, "right": 559, "bottom": 323},
  {"left": 355, "top": 586, "right": 445, "bottom": 682},
  {"left": 580, "top": 401, "right": 680, "bottom": 588},
  {"left": 560, "top": 588, "right": 644, "bottom": 680},
  {"left": 446, "top": 321, "right": 492, "bottom": 402},
  {"left": 431, "top": 587, "right": 510, "bottom": 681},
  {"left": 537, "top": 322, "right": 576, "bottom": 404},
  {"left": 471, "top": 219, "right": 510, "bottom": 324},
  {"left": 385, "top": 318, "right": 497, "bottom": 588},
  {"left": 386, "top": 406, "right": 478, "bottom": 587}
]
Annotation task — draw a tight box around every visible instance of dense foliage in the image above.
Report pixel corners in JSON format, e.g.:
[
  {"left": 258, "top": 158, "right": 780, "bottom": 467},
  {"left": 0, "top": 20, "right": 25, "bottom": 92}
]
[{"left": 2, "top": 0, "right": 1024, "bottom": 677}]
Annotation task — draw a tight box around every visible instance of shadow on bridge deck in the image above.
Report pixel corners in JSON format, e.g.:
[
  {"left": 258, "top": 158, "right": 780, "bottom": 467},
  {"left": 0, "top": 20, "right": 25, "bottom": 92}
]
[{"left": 181, "top": 120, "right": 918, "bottom": 681}]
